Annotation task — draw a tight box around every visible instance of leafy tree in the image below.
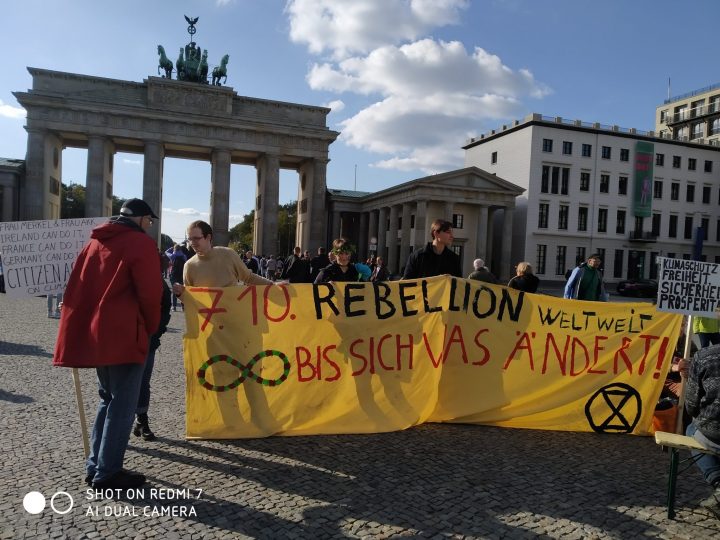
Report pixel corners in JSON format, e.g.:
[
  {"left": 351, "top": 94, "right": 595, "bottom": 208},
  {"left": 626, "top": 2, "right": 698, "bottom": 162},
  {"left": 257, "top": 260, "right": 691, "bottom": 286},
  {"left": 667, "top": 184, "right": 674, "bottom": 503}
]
[
  {"left": 60, "top": 182, "right": 125, "bottom": 218},
  {"left": 229, "top": 202, "right": 298, "bottom": 257},
  {"left": 229, "top": 209, "right": 254, "bottom": 251}
]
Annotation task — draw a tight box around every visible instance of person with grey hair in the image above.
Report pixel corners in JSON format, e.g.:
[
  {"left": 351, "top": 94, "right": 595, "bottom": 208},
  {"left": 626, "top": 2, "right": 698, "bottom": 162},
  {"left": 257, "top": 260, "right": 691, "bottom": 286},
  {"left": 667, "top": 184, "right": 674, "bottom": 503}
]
[{"left": 468, "top": 258, "right": 499, "bottom": 284}]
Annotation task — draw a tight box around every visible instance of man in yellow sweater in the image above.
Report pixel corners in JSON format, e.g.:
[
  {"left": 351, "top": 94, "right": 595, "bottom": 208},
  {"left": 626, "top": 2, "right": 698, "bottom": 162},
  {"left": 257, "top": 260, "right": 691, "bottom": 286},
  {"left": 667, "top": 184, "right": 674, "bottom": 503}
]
[{"left": 172, "top": 220, "right": 273, "bottom": 296}]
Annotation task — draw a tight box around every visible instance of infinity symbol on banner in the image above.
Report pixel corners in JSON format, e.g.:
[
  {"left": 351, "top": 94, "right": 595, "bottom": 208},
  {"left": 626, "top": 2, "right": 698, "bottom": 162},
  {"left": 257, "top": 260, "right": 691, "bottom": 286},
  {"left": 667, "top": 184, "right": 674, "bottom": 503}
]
[{"left": 197, "top": 350, "right": 291, "bottom": 392}]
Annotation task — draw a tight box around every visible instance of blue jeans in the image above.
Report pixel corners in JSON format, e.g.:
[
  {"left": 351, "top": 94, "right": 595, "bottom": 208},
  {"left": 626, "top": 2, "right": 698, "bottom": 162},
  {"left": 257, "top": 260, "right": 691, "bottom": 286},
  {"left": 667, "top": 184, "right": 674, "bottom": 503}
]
[
  {"left": 136, "top": 343, "right": 158, "bottom": 415},
  {"left": 686, "top": 422, "right": 720, "bottom": 487},
  {"left": 87, "top": 363, "right": 145, "bottom": 482}
]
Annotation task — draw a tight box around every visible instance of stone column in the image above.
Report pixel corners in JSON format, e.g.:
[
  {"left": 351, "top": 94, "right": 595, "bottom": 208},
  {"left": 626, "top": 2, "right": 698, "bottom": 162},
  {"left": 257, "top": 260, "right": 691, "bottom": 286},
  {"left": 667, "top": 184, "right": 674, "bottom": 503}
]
[
  {"left": 309, "top": 158, "right": 328, "bottom": 250},
  {"left": 377, "top": 207, "right": 387, "bottom": 261},
  {"left": 444, "top": 201, "right": 455, "bottom": 222},
  {"left": 387, "top": 205, "right": 400, "bottom": 274},
  {"left": 368, "top": 209, "right": 378, "bottom": 256},
  {"left": 143, "top": 141, "right": 164, "bottom": 244},
  {"left": 414, "top": 200, "right": 427, "bottom": 248},
  {"left": 500, "top": 206, "right": 514, "bottom": 281},
  {"left": 86, "top": 136, "right": 115, "bottom": 218},
  {"left": 22, "top": 128, "right": 47, "bottom": 220},
  {"left": 331, "top": 210, "right": 341, "bottom": 240},
  {"left": 400, "top": 203, "right": 412, "bottom": 267},
  {"left": 254, "top": 153, "right": 280, "bottom": 256},
  {"left": 476, "top": 205, "right": 488, "bottom": 259},
  {"left": 210, "top": 148, "right": 232, "bottom": 247},
  {"left": 486, "top": 207, "right": 496, "bottom": 272},
  {"left": 358, "top": 211, "right": 369, "bottom": 258},
  {"left": 2, "top": 184, "right": 15, "bottom": 221}
]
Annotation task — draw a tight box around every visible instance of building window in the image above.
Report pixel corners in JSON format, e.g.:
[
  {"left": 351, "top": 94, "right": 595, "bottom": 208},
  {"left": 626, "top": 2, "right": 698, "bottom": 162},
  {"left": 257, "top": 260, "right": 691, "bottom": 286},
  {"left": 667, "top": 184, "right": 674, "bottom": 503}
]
[
  {"left": 542, "top": 138, "right": 553, "bottom": 152},
  {"left": 551, "top": 167, "right": 559, "bottom": 194},
  {"left": 705, "top": 160, "right": 713, "bottom": 173},
  {"left": 452, "top": 214, "right": 464, "bottom": 229},
  {"left": 536, "top": 244, "right": 547, "bottom": 274},
  {"left": 538, "top": 203, "right": 549, "bottom": 228},
  {"left": 656, "top": 153, "right": 665, "bottom": 166},
  {"left": 687, "top": 184, "right": 695, "bottom": 203},
  {"left": 614, "top": 250, "right": 624, "bottom": 279},
  {"left": 558, "top": 205, "right": 569, "bottom": 230},
  {"left": 684, "top": 216, "right": 693, "bottom": 239},
  {"left": 561, "top": 168, "right": 569, "bottom": 195},
  {"left": 634, "top": 216, "right": 644, "bottom": 235},
  {"left": 653, "top": 180, "right": 663, "bottom": 199},
  {"left": 702, "top": 218, "right": 709, "bottom": 241},
  {"left": 671, "top": 182, "right": 679, "bottom": 201},
  {"left": 620, "top": 148, "right": 629, "bottom": 162},
  {"left": 618, "top": 176, "right": 628, "bottom": 195},
  {"left": 652, "top": 213, "right": 661, "bottom": 236},
  {"left": 712, "top": 118, "right": 720, "bottom": 136},
  {"left": 575, "top": 247, "right": 586, "bottom": 267},
  {"left": 598, "top": 208, "right": 608, "bottom": 233},
  {"left": 555, "top": 246, "right": 567, "bottom": 276},
  {"left": 582, "top": 144, "right": 592, "bottom": 157},
  {"left": 703, "top": 185, "right": 711, "bottom": 204},
  {"left": 596, "top": 248, "right": 606, "bottom": 268},
  {"left": 688, "top": 158, "right": 697, "bottom": 170},
  {"left": 650, "top": 252, "right": 659, "bottom": 280},
  {"left": 600, "top": 174, "right": 610, "bottom": 193},
  {"left": 668, "top": 215, "right": 677, "bottom": 238},
  {"left": 491, "top": 151, "right": 497, "bottom": 164},
  {"left": 691, "top": 123, "right": 704, "bottom": 140},
  {"left": 601, "top": 146, "right": 611, "bottom": 159},
  {"left": 541, "top": 165, "right": 549, "bottom": 193},
  {"left": 616, "top": 209, "right": 626, "bottom": 234},
  {"left": 562, "top": 141, "right": 572, "bottom": 155},
  {"left": 411, "top": 214, "right": 415, "bottom": 228},
  {"left": 660, "top": 110, "right": 668, "bottom": 123},
  {"left": 673, "top": 155, "right": 681, "bottom": 168},
  {"left": 580, "top": 172, "right": 590, "bottom": 191},
  {"left": 578, "top": 207, "right": 588, "bottom": 231},
  {"left": 717, "top": 219, "right": 720, "bottom": 242}
]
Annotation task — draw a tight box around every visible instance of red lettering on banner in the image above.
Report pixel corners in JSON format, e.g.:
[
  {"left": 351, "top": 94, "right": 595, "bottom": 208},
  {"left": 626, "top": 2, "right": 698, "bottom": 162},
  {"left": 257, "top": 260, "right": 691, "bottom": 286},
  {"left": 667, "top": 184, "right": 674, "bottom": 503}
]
[
  {"left": 294, "top": 345, "right": 341, "bottom": 382},
  {"left": 588, "top": 336, "right": 608, "bottom": 374},
  {"left": 472, "top": 329, "right": 491, "bottom": 366},
  {"left": 423, "top": 325, "right": 448, "bottom": 368},
  {"left": 349, "top": 339, "right": 369, "bottom": 376},
  {"left": 237, "top": 286, "right": 258, "bottom": 325},
  {"left": 443, "top": 325, "right": 468, "bottom": 365},
  {"left": 570, "top": 338, "right": 589, "bottom": 376},
  {"left": 542, "top": 333, "right": 569, "bottom": 375},
  {"left": 504, "top": 331, "right": 535, "bottom": 370},
  {"left": 263, "top": 285, "right": 291, "bottom": 322},
  {"left": 636, "top": 334, "right": 661, "bottom": 375},
  {"left": 613, "top": 337, "right": 633, "bottom": 374},
  {"left": 190, "top": 287, "right": 227, "bottom": 331}
]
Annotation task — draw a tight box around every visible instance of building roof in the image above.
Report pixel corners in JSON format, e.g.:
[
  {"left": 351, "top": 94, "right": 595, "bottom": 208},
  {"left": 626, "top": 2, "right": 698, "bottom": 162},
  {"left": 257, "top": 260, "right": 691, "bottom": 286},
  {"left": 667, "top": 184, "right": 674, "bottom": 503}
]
[
  {"left": 0, "top": 158, "right": 25, "bottom": 171},
  {"left": 328, "top": 189, "right": 372, "bottom": 198},
  {"left": 463, "top": 113, "right": 720, "bottom": 152}
]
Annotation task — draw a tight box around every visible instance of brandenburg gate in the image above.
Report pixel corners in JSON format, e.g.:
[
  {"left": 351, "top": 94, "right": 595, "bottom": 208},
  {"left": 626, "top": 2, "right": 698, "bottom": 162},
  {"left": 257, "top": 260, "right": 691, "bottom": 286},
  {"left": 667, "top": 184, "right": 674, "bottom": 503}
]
[{"left": 13, "top": 67, "right": 338, "bottom": 251}]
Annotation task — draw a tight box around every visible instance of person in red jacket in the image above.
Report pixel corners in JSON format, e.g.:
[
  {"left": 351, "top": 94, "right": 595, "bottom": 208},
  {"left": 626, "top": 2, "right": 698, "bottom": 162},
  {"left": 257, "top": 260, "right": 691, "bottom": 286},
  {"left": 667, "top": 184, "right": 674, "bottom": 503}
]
[{"left": 53, "top": 198, "right": 162, "bottom": 490}]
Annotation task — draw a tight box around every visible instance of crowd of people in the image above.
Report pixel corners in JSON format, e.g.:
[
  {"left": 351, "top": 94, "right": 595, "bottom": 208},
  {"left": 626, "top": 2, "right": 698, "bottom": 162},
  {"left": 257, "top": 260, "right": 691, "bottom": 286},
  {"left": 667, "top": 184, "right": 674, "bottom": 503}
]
[{"left": 42, "top": 198, "right": 720, "bottom": 520}]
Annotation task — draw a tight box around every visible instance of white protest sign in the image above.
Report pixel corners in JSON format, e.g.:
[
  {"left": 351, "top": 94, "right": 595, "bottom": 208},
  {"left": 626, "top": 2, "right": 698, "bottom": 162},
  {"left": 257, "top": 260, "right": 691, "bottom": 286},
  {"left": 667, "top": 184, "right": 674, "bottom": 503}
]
[
  {"left": 0, "top": 217, "right": 107, "bottom": 299},
  {"left": 656, "top": 256, "right": 720, "bottom": 316}
]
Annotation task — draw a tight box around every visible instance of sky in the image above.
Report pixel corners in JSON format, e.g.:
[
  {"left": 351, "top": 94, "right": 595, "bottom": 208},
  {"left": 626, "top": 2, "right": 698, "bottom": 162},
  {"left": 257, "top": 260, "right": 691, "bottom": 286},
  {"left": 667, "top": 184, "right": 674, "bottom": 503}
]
[{"left": 2, "top": 0, "right": 719, "bottom": 242}]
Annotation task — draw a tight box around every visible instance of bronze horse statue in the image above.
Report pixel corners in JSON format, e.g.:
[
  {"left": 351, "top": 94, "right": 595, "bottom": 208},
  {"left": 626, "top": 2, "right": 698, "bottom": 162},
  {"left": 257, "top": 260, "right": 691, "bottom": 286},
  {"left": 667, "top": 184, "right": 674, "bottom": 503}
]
[
  {"left": 157, "top": 45, "right": 173, "bottom": 78},
  {"left": 211, "top": 54, "right": 229, "bottom": 86}
]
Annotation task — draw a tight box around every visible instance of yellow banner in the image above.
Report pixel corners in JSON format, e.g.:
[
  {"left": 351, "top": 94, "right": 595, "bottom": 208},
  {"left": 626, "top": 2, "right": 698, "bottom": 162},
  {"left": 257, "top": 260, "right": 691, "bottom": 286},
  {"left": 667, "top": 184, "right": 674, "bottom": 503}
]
[{"left": 183, "top": 276, "right": 682, "bottom": 439}]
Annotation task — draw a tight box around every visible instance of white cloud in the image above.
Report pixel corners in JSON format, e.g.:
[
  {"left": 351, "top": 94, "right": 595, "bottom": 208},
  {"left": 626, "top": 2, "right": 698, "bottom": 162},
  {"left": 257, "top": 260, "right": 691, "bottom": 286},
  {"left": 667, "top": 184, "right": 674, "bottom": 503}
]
[
  {"left": 323, "top": 99, "right": 345, "bottom": 113},
  {"left": 0, "top": 100, "right": 26, "bottom": 119},
  {"left": 286, "top": 0, "right": 468, "bottom": 59},
  {"left": 287, "top": 1, "right": 549, "bottom": 175},
  {"left": 122, "top": 158, "right": 141, "bottom": 166}
]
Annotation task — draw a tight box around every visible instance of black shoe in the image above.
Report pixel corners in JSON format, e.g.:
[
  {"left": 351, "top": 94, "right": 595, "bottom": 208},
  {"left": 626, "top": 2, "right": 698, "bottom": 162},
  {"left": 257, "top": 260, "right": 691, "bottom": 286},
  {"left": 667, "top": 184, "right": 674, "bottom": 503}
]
[
  {"left": 139, "top": 424, "right": 156, "bottom": 441},
  {"left": 92, "top": 470, "right": 146, "bottom": 490},
  {"left": 84, "top": 474, "right": 93, "bottom": 486},
  {"left": 133, "top": 414, "right": 156, "bottom": 441}
]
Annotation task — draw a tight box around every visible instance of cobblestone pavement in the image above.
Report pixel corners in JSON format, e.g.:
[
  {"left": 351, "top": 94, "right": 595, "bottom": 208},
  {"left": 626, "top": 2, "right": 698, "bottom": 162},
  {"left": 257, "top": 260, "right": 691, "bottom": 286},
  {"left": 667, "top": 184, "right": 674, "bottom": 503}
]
[{"left": 1, "top": 293, "right": 718, "bottom": 539}]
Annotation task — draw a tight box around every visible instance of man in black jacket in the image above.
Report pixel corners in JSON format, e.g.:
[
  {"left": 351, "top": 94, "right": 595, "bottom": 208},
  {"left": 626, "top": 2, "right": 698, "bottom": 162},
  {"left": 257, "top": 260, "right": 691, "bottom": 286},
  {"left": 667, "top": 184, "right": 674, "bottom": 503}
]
[
  {"left": 402, "top": 219, "right": 462, "bottom": 279},
  {"left": 685, "top": 343, "right": 720, "bottom": 518}
]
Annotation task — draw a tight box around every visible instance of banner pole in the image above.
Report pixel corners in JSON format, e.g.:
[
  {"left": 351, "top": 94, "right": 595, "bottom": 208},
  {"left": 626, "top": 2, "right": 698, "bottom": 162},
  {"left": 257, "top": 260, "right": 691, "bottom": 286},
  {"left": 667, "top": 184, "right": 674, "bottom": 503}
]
[
  {"left": 674, "top": 315, "right": 694, "bottom": 434},
  {"left": 72, "top": 368, "right": 90, "bottom": 459}
]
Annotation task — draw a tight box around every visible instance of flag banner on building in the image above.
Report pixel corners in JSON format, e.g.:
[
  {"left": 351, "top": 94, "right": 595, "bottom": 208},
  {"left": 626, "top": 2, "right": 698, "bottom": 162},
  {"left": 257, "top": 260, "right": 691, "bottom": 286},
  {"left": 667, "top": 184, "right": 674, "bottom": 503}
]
[
  {"left": 183, "top": 277, "right": 682, "bottom": 439},
  {"left": 0, "top": 218, "right": 106, "bottom": 298},
  {"left": 656, "top": 256, "right": 720, "bottom": 316}
]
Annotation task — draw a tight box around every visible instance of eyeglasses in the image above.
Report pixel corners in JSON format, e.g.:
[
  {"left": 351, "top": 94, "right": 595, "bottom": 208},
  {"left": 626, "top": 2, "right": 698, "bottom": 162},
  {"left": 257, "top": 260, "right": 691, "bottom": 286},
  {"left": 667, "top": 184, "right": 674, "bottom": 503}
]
[{"left": 187, "top": 236, "right": 205, "bottom": 242}]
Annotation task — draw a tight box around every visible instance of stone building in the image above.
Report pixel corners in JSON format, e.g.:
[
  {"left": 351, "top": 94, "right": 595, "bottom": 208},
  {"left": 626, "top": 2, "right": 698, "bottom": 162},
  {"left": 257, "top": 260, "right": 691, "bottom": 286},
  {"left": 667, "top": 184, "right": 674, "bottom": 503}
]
[{"left": 325, "top": 167, "right": 524, "bottom": 279}]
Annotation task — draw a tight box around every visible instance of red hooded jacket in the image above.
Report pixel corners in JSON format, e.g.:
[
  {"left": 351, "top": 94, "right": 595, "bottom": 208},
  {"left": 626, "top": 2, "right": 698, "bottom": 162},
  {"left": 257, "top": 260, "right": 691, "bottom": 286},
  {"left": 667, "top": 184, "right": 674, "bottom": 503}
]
[{"left": 53, "top": 218, "right": 162, "bottom": 368}]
